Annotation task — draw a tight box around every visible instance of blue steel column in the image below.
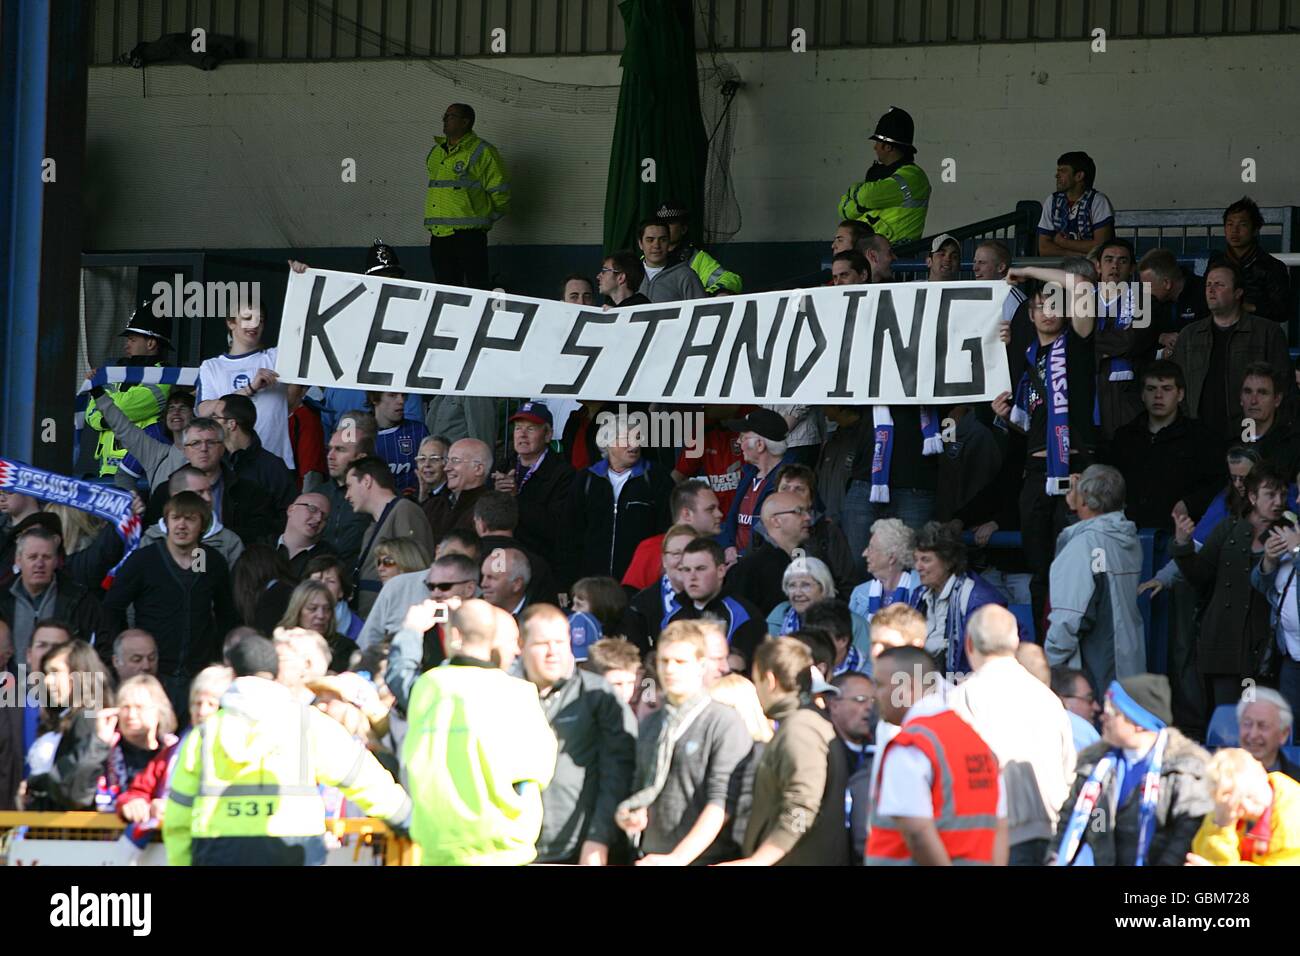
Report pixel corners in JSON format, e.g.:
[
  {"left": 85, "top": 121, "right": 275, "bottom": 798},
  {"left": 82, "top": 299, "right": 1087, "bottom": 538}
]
[{"left": 0, "top": 0, "right": 49, "bottom": 463}]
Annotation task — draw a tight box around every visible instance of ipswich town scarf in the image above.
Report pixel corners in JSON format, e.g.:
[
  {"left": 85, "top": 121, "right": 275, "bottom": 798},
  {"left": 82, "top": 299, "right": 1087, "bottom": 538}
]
[
  {"left": 1049, "top": 188, "right": 1099, "bottom": 240},
  {"left": 0, "top": 458, "right": 141, "bottom": 587},
  {"left": 869, "top": 407, "right": 943, "bottom": 503},
  {"left": 1011, "top": 334, "right": 1071, "bottom": 495},
  {"left": 1055, "top": 729, "right": 1169, "bottom": 867}
]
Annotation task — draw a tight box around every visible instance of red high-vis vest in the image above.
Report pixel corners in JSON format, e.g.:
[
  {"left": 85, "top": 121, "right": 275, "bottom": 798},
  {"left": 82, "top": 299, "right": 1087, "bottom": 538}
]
[{"left": 865, "top": 710, "right": 1001, "bottom": 865}]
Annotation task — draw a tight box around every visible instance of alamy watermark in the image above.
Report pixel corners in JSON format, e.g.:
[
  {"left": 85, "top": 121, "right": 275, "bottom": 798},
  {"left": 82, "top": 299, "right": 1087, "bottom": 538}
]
[
  {"left": 150, "top": 273, "right": 261, "bottom": 318},
  {"left": 594, "top": 403, "right": 704, "bottom": 459}
]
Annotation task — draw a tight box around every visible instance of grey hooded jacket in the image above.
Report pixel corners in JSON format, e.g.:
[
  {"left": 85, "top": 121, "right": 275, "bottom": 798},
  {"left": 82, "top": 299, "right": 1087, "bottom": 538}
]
[
  {"left": 1045, "top": 510, "right": 1146, "bottom": 691},
  {"left": 643, "top": 259, "right": 706, "bottom": 304}
]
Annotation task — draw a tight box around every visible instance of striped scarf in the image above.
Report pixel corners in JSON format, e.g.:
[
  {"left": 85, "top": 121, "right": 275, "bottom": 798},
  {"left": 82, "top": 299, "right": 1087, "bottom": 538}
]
[
  {"left": 1054, "top": 729, "right": 1169, "bottom": 866},
  {"left": 74, "top": 365, "right": 200, "bottom": 445}
]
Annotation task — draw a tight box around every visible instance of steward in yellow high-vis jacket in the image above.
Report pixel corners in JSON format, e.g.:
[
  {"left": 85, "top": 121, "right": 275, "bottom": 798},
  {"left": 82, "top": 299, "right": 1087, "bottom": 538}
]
[
  {"left": 655, "top": 199, "right": 742, "bottom": 295},
  {"left": 837, "top": 106, "right": 930, "bottom": 246},
  {"left": 401, "top": 598, "right": 558, "bottom": 865},
  {"left": 424, "top": 102, "right": 510, "bottom": 290},
  {"left": 84, "top": 302, "right": 173, "bottom": 478},
  {"left": 163, "top": 636, "right": 411, "bottom": 866}
]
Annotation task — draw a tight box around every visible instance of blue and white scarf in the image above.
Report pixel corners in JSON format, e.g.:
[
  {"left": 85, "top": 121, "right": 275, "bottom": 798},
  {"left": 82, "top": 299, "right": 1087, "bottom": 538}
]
[
  {"left": 859, "top": 571, "right": 921, "bottom": 618},
  {"left": 1096, "top": 283, "right": 1142, "bottom": 389},
  {"left": 0, "top": 458, "right": 141, "bottom": 587},
  {"left": 869, "top": 406, "right": 943, "bottom": 504},
  {"left": 781, "top": 604, "right": 801, "bottom": 635},
  {"left": 1049, "top": 188, "right": 1099, "bottom": 240},
  {"left": 833, "top": 645, "right": 866, "bottom": 677},
  {"left": 1054, "top": 729, "right": 1169, "bottom": 867},
  {"left": 1011, "top": 334, "right": 1071, "bottom": 496},
  {"left": 74, "top": 366, "right": 200, "bottom": 446},
  {"left": 660, "top": 574, "right": 678, "bottom": 620}
]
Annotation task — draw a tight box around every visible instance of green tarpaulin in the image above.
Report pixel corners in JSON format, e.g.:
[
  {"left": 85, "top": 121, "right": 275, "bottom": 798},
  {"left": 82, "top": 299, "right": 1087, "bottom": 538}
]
[{"left": 602, "top": 0, "right": 708, "bottom": 254}]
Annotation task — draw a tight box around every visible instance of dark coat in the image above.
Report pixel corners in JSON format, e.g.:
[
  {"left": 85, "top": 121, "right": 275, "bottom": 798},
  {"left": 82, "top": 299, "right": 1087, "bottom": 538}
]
[
  {"left": 229, "top": 433, "right": 297, "bottom": 514},
  {"left": 564, "top": 459, "right": 672, "bottom": 584},
  {"left": 101, "top": 540, "right": 237, "bottom": 680},
  {"left": 1171, "top": 518, "right": 1273, "bottom": 677},
  {"left": 0, "top": 671, "right": 23, "bottom": 811},
  {"left": 1053, "top": 729, "right": 1212, "bottom": 866},
  {"left": 319, "top": 478, "right": 371, "bottom": 570},
  {"left": 422, "top": 483, "right": 488, "bottom": 543},
  {"left": 620, "top": 580, "right": 672, "bottom": 654},
  {"left": 1107, "top": 412, "right": 1225, "bottom": 530},
  {"left": 479, "top": 533, "right": 559, "bottom": 607},
  {"left": 145, "top": 460, "right": 282, "bottom": 545},
  {"left": 0, "top": 572, "right": 108, "bottom": 651},
  {"left": 534, "top": 668, "right": 638, "bottom": 863},
  {"left": 512, "top": 450, "right": 575, "bottom": 572}
]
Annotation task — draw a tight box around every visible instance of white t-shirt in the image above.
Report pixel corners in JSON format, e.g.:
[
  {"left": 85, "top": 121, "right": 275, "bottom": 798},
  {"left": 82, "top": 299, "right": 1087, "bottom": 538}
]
[
  {"left": 198, "top": 348, "right": 295, "bottom": 469},
  {"left": 606, "top": 466, "right": 634, "bottom": 502},
  {"left": 643, "top": 264, "right": 665, "bottom": 282},
  {"left": 1037, "top": 190, "right": 1116, "bottom": 240},
  {"left": 875, "top": 696, "right": 1007, "bottom": 820},
  {"left": 1275, "top": 558, "right": 1300, "bottom": 660}
]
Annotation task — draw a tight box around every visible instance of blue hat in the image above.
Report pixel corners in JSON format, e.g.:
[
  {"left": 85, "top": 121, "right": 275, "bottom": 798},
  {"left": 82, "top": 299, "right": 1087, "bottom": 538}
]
[
  {"left": 567, "top": 611, "right": 602, "bottom": 662},
  {"left": 510, "top": 401, "right": 553, "bottom": 428},
  {"left": 1106, "top": 675, "right": 1171, "bottom": 732}
]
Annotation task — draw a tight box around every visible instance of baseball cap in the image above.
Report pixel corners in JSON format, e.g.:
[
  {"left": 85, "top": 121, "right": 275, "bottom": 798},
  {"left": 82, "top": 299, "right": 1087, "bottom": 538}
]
[
  {"left": 929, "top": 233, "right": 961, "bottom": 256},
  {"left": 509, "top": 401, "right": 553, "bottom": 428},
  {"left": 810, "top": 667, "right": 841, "bottom": 698},
  {"left": 721, "top": 408, "right": 789, "bottom": 443}
]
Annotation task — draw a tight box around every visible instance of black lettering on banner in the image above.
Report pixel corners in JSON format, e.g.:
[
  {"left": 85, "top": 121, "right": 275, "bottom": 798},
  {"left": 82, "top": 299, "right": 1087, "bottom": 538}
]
[
  {"left": 780, "top": 295, "right": 827, "bottom": 397},
  {"left": 455, "top": 296, "right": 540, "bottom": 391},
  {"left": 664, "top": 302, "right": 733, "bottom": 397},
  {"left": 617, "top": 308, "right": 681, "bottom": 396},
  {"left": 868, "top": 288, "right": 925, "bottom": 399},
  {"left": 829, "top": 291, "right": 870, "bottom": 399},
  {"left": 542, "top": 310, "right": 617, "bottom": 395},
  {"left": 720, "top": 297, "right": 787, "bottom": 398},
  {"left": 405, "top": 290, "right": 470, "bottom": 391},
  {"left": 933, "top": 288, "right": 989, "bottom": 398},
  {"left": 297, "top": 275, "right": 366, "bottom": 379},
  {"left": 357, "top": 283, "right": 422, "bottom": 386}
]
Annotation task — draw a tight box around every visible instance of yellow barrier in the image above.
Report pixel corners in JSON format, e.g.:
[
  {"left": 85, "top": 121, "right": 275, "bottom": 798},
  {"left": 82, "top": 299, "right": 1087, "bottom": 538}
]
[{"left": 0, "top": 812, "right": 419, "bottom": 866}]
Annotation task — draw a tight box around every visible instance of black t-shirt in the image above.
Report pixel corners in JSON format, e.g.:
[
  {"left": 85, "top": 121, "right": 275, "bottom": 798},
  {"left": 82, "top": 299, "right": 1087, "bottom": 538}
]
[
  {"left": 1154, "top": 270, "right": 1209, "bottom": 336},
  {"left": 1198, "top": 322, "right": 1233, "bottom": 443},
  {"left": 1024, "top": 327, "right": 1096, "bottom": 456},
  {"left": 847, "top": 405, "right": 941, "bottom": 491}
]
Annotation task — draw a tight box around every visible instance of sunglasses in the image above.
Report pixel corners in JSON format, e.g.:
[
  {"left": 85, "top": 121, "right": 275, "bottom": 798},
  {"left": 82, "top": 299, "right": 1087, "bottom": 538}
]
[{"left": 426, "top": 579, "right": 473, "bottom": 593}]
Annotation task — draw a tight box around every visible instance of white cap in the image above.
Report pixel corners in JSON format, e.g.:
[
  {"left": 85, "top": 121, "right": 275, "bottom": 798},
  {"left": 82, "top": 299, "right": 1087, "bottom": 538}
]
[
  {"left": 810, "top": 666, "right": 841, "bottom": 697},
  {"left": 929, "top": 233, "right": 960, "bottom": 255}
]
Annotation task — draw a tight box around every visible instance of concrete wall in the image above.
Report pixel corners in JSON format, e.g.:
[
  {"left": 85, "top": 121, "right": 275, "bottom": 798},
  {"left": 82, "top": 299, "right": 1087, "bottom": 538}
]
[{"left": 84, "top": 34, "right": 1299, "bottom": 254}]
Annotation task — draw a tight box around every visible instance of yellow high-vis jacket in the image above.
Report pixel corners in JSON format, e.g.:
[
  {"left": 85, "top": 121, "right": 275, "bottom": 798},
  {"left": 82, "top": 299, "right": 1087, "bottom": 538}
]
[
  {"left": 424, "top": 131, "right": 511, "bottom": 237},
  {"left": 837, "top": 161, "right": 931, "bottom": 244},
  {"left": 163, "top": 677, "right": 411, "bottom": 866},
  {"left": 1192, "top": 771, "right": 1300, "bottom": 865},
  {"left": 83, "top": 367, "right": 170, "bottom": 476},
  {"left": 401, "top": 658, "right": 557, "bottom": 866}
]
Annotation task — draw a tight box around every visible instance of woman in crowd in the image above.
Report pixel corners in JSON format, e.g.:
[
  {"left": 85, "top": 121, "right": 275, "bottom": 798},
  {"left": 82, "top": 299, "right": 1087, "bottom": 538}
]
[
  {"left": 374, "top": 537, "right": 431, "bottom": 587},
  {"left": 767, "top": 557, "right": 869, "bottom": 650},
  {"left": 232, "top": 543, "right": 298, "bottom": 634},
  {"left": 1172, "top": 466, "right": 1285, "bottom": 710},
  {"left": 1188, "top": 747, "right": 1300, "bottom": 865},
  {"left": 709, "top": 673, "right": 774, "bottom": 858},
  {"left": 305, "top": 555, "right": 364, "bottom": 642},
  {"left": 848, "top": 518, "right": 921, "bottom": 621},
  {"left": 908, "top": 521, "right": 1009, "bottom": 674},
  {"left": 278, "top": 579, "right": 360, "bottom": 673}
]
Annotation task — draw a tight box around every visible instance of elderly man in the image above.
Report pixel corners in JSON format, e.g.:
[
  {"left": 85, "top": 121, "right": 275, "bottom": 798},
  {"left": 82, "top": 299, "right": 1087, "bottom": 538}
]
[
  {"left": 719, "top": 408, "right": 796, "bottom": 558},
  {"left": 424, "top": 437, "right": 492, "bottom": 540},
  {"left": 1045, "top": 465, "right": 1144, "bottom": 691},
  {"left": 565, "top": 428, "right": 672, "bottom": 584},
  {"left": 481, "top": 547, "right": 531, "bottom": 618},
  {"left": 277, "top": 492, "right": 334, "bottom": 578},
  {"left": 492, "top": 402, "right": 574, "bottom": 572},
  {"left": 520, "top": 604, "right": 638, "bottom": 865},
  {"left": 111, "top": 629, "right": 159, "bottom": 681},
  {"left": 1238, "top": 688, "right": 1300, "bottom": 781},
  {"left": 950, "top": 605, "right": 1076, "bottom": 866},
  {"left": 0, "top": 527, "right": 104, "bottom": 665}
]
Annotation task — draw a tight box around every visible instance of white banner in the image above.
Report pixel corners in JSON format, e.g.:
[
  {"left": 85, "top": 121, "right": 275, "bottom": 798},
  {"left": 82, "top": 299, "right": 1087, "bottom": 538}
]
[{"left": 276, "top": 270, "right": 1012, "bottom": 405}]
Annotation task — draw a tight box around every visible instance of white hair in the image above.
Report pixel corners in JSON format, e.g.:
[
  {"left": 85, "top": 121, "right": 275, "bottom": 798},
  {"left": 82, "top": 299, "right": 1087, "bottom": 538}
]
[
  {"left": 1238, "top": 687, "right": 1293, "bottom": 732},
  {"left": 868, "top": 518, "right": 915, "bottom": 568},
  {"left": 965, "top": 605, "right": 1019, "bottom": 657},
  {"left": 782, "top": 555, "right": 836, "bottom": 600},
  {"left": 759, "top": 436, "right": 789, "bottom": 457}
]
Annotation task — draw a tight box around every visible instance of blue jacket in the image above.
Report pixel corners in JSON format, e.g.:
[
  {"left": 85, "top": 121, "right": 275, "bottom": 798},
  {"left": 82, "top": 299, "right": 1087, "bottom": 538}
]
[
  {"left": 909, "top": 572, "right": 1016, "bottom": 674},
  {"left": 719, "top": 451, "right": 799, "bottom": 553}
]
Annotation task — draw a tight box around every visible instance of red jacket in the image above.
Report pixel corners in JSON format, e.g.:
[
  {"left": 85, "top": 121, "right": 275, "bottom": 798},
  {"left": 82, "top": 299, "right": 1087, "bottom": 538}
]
[
  {"left": 115, "top": 739, "right": 179, "bottom": 818},
  {"left": 289, "top": 403, "right": 328, "bottom": 491}
]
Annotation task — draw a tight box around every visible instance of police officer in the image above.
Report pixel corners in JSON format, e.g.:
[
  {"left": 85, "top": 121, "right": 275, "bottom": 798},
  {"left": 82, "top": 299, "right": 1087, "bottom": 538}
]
[
  {"left": 424, "top": 102, "right": 511, "bottom": 289},
  {"left": 654, "top": 199, "right": 742, "bottom": 295},
  {"left": 838, "top": 106, "right": 931, "bottom": 246},
  {"left": 83, "top": 300, "right": 173, "bottom": 480},
  {"left": 163, "top": 634, "right": 412, "bottom": 866}
]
